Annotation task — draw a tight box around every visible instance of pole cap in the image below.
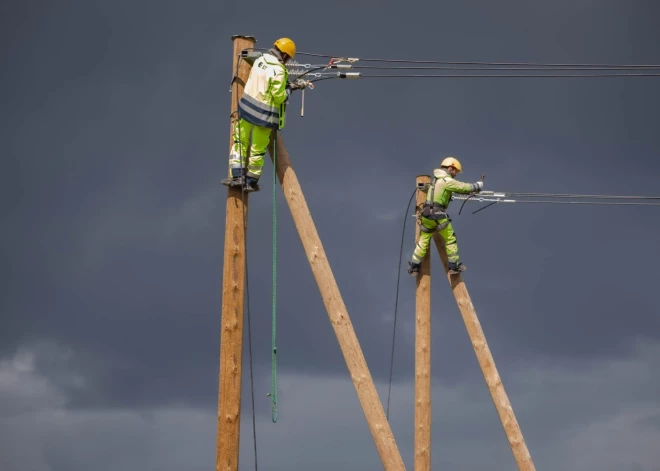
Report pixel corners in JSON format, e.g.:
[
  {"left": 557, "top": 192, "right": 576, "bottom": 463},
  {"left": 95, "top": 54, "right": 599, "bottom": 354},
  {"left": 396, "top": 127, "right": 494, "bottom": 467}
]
[{"left": 231, "top": 35, "right": 257, "bottom": 41}]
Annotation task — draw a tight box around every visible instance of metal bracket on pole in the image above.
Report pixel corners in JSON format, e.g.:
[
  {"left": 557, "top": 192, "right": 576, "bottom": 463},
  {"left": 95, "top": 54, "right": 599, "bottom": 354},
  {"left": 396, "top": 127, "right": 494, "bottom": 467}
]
[{"left": 240, "top": 49, "right": 263, "bottom": 66}]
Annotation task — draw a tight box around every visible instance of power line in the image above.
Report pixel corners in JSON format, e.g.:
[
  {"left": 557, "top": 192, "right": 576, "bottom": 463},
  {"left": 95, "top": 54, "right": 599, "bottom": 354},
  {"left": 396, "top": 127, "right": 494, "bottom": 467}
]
[
  {"left": 280, "top": 51, "right": 660, "bottom": 82},
  {"left": 481, "top": 191, "right": 660, "bottom": 200},
  {"left": 299, "top": 64, "right": 660, "bottom": 72},
  {"left": 470, "top": 199, "right": 660, "bottom": 206},
  {"left": 352, "top": 65, "right": 660, "bottom": 71},
  {"left": 452, "top": 194, "right": 660, "bottom": 209},
  {"left": 304, "top": 72, "right": 660, "bottom": 83},
  {"left": 357, "top": 72, "right": 660, "bottom": 79},
  {"left": 255, "top": 46, "right": 660, "bottom": 69},
  {"left": 286, "top": 49, "right": 660, "bottom": 69}
]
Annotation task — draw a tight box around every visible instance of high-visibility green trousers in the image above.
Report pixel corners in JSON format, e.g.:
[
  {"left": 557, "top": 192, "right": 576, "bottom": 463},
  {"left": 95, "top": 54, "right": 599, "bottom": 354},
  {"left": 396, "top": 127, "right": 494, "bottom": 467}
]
[
  {"left": 412, "top": 216, "right": 460, "bottom": 265},
  {"left": 229, "top": 118, "right": 272, "bottom": 179}
]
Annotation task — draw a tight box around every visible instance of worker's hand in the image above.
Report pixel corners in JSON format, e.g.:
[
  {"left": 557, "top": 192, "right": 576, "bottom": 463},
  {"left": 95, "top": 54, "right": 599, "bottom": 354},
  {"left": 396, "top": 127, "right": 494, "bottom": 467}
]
[
  {"left": 474, "top": 181, "right": 484, "bottom": 192},
  {"left": 287, "top": 80, "right": 304, "bottom": 90},
  {"left": 288, "top": 78, "right": 311, "bottom": 91}
]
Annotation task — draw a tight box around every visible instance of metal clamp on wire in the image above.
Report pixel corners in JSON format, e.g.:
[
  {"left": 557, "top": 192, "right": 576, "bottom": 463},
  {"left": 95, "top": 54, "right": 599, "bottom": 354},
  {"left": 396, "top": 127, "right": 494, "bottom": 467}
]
[
  {"left": 330, "top": 64, "right": 353, "bottom": 70},
  {"left": 328, "top": 57, "right": 360, "bottom": 65}
]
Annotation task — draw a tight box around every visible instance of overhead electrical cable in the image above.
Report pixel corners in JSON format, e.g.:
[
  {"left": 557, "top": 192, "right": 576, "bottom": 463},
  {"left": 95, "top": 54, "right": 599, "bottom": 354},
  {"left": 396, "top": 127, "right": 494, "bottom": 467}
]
[
  {"left": 479, "top": 191, "right": 660, "bottom": 200},
  {"left": 297, "top": 64, "right": 660, "bottom": 72},
  {"left": 357, "top": 72, "right": 660, "bottom": 78},
  {"left": 280, "top": 48, "right": 660, "bottom": 69},
  {"left": 304, "top": 72, "right": 660, "bottom": 82},
  {"left": 452, "top": 191, "right": 660, "bottom": 214}
]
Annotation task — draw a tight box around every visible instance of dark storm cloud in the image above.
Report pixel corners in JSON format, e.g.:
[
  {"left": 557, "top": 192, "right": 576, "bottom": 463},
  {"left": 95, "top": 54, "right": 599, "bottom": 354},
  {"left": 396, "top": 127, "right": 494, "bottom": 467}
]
[
  {"left": 2, "top": 0, "right": 660, "bottom": 469},
  {"left": 1, "top": 340, "right": 659, "bottom": 470}
]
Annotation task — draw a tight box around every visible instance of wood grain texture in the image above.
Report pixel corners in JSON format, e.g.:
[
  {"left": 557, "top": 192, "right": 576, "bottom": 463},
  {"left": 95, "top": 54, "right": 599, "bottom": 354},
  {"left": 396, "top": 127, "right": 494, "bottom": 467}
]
[
  {"left": 267, "top": 132, "right": 406, "bottom": 471},
  {"left": 431, "top": 234, "right": 536, "bottom": 471},
  {"left": 216, "top": 35, "right": 255, "bottom": 471},
  {"left": 414, "top": 176, "right": 431, "bottom": 471}
]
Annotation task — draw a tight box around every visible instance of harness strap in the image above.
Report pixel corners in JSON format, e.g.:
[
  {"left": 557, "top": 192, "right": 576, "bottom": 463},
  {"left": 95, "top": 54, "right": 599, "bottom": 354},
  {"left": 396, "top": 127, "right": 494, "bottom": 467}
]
[
  {"left": 419, "top": 219, "right": 450, "bottom": 233},
  {"left": 418, "top": 172, "right": 451, "bottom": 233},
  {"left": 428, "top": 176, "right": 437, "bottom": 203},
  {"left": 426, "top": 173, "right": 450, "bottom": 207},
  {"left": 436, "top": 220, "right": 450, "bottom": 231}
]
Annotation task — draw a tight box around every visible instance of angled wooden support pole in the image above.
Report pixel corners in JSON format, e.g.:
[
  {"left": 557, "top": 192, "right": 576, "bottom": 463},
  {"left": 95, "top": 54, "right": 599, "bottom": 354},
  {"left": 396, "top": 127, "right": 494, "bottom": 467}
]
[
  {"left": 431, "top": 234, "right": 536, "bottom": 471},
  {"left": 414, "top": 176, "right": 431, "bottom": 471},
  {"left": 267, "top": 132, "right": 406, "bottom": 471},
  {"left": 216, "top": 34, "right": 256, "bottom": 471}
]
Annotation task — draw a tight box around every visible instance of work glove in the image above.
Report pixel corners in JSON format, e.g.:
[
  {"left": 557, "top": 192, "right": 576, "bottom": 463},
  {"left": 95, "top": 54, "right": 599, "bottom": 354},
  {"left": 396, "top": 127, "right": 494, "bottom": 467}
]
[
  {"left": 473, "top": 181, "right": 484, "bottom": 192},
  {"left": 287, "top": 78, "right": 308, "bottom": 91}
]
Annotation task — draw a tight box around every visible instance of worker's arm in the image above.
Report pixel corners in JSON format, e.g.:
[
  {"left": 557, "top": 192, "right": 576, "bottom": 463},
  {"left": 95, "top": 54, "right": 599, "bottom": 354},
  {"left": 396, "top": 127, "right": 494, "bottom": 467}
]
[
  {"left": 270, "top": 65, "right": 289, "bottom": 106},
  {"left": 445, "top": 177, "right": 483, "bottom": 194}
]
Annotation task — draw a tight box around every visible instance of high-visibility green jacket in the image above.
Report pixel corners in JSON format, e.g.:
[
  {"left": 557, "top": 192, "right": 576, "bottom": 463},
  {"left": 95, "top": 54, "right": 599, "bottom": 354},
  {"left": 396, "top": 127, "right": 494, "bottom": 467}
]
[
  {"left": 238, "top": 52, "right": 290, "bottom": 130},
  {"left": 427, "top": 168, "right": 481, "bottom": 209}
]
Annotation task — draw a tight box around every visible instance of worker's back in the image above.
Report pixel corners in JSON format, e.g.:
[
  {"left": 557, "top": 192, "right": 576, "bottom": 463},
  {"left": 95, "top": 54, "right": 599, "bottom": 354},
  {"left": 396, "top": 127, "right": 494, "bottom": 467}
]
[{"left": 239, "top": 53, "right": 289, "bottom": 129}]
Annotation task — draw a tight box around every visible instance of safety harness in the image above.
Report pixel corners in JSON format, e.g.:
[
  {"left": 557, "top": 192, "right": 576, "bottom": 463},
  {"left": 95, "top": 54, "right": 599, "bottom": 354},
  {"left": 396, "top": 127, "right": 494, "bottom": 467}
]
[{"left": 419, "top": 175, "right": 451, "bottom": 233}]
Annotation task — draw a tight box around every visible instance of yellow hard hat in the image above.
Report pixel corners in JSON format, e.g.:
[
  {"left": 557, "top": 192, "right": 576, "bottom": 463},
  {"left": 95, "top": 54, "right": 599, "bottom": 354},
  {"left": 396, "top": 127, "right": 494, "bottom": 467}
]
[
  {"left": 274, "top": 37, "right": 296, "bottom": 58},
  {"left": 441, "top": 157, "right": 462, "bottom": 173}
]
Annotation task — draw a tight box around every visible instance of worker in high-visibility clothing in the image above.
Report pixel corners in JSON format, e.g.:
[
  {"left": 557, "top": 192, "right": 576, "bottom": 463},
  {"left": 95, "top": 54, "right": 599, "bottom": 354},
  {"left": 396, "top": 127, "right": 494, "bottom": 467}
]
[
  {"left": 408, "top": 157, "right": 483, "bottom": 276},
  {"left": 222, "top": 37, "right": 303, "bottom": 192}
]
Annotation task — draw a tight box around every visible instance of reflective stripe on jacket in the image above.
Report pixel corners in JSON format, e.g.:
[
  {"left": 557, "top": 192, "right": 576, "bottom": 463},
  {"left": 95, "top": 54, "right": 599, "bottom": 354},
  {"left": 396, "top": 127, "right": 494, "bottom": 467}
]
[{"left": 238, "top": 53, "right": 289, "bottom": 129}]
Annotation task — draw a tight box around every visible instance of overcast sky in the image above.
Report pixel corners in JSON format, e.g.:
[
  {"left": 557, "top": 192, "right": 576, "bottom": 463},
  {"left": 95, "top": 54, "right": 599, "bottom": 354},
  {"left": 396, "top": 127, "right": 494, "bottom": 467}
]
[{"left": 2, "top": 1, "right": 660, "bottom": 470}]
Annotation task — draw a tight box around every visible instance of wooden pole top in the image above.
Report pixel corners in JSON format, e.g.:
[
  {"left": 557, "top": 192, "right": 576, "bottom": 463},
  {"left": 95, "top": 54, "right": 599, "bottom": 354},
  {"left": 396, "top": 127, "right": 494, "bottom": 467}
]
[{"left": 231, "top": 34, "right": 257, "bottom": 41}]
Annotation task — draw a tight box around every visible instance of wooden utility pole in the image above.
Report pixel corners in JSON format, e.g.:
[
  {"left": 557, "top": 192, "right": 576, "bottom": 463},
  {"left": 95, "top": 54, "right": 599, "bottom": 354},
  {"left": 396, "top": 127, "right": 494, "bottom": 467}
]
[
  {"left": 267, "top": 132, "right": 406, "bottom": 471},
  {"left": 216, "top": 34, "right": 256, "bottom": 471},
  {"left": 414, "top": 176, "right": 432, "bottom": 471},
  {"left": 431, "top": 235, "right": 536, "bottom": 471}
]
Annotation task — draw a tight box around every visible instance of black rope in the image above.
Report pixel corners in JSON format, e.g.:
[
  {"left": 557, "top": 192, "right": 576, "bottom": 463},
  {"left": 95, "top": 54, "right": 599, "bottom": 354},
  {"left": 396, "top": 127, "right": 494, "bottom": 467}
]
[
  {"left": 386, "top": 187, "right": 418, "bottom": 420},
  {"left": 233, "top": 54, "right": 259, "bottom": 471},
  {"left": 458, "top": 193, "right": 477, "bottom": 215},
  {"left": 472, "top": 200, "right": 499, "bottom": 214}
]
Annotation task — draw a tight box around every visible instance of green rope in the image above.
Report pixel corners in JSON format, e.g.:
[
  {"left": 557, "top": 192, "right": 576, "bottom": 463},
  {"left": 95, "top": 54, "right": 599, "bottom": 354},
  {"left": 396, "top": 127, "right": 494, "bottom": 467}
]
[{"left": 270, "top": 132, "right": 278, "bottom": 423}]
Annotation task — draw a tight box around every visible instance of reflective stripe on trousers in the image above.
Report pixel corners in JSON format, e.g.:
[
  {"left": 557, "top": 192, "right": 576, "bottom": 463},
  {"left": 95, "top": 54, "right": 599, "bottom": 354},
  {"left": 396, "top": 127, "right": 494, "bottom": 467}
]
[
  {"left": 229, "top": 118, "right": 272, "bottom": 178},
  {"left": 412, "top": 216, "right": 460, "bottom": 264}
]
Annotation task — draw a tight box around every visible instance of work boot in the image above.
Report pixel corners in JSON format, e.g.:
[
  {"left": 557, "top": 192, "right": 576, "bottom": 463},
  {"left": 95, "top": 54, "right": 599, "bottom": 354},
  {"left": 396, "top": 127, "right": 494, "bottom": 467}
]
[
  {"left": 221, "top": 168, "right": 245, "bottom": 188},
  {"left": 407, "top": 261, "right": 421, "bottom": 276},
  {"left": 243, "top": 176, "right": 260, "bottom": 192},
  {"left": 447, "top": 261, "right": 466, "bottom": 275}
]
